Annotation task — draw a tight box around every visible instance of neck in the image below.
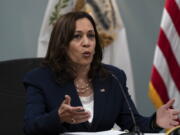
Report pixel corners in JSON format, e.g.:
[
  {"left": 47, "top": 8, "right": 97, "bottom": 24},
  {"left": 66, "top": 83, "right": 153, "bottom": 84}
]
[
  {"left": 74, "top": 65, "right": 92, "bottom": 95},
  {"left": 74, "top": 64, "right": 90, "bottom": 80}
]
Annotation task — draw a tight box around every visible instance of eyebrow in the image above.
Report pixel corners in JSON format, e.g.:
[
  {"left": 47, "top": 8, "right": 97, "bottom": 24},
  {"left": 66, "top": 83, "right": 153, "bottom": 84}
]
[{"left": 75, "top": 30, "right": 95, "bottom": 33}]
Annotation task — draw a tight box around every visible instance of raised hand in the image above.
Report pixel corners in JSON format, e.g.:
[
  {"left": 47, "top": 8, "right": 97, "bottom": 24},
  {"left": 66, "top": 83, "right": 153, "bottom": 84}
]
[
  {"left": 156, "top": 99, "right": 180, "bottom": 128},
  {"left": 58, "top": 95, "right": 91, "bottom": 124}
]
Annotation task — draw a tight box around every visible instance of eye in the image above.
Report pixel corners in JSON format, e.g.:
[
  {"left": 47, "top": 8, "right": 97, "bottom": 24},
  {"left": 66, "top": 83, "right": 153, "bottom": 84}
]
[
  {"left": 73, "top": 34, "right": 82, "bottom": 40},
  {"left": 88, "top": 33, "right": 95, "bottom": 39}
]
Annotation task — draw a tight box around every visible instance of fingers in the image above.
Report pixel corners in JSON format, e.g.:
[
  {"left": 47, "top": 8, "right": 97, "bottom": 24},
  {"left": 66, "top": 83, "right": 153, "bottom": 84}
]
[
  {"left": 65, "top": 107, "right": 90, "bottom": 124},
  {"left": 59, "top": 95, "right": 72, "bottom": 114},
  {"left": 171, "top": 110, "right": 180, "bottom": 115},
  {"left": 60, "top": 104, "right": 84, "bottom": 116},
  {"left": 155, "top": 99, "right": 180, "bottom": 129},
  {"left": 170, "top": 109, "right": 180, "bottom": 121},
  {"left": 168, "top": 109, "right": 180, "bottom": 128},
  {"left": 167, "top": 108, "right": 180, "bottom": 118},
  {"left": 70, "top": 107, "right": 84, "bottom": 114},
  {"left": 71, "top": 111, "right": 91, "bottom": 124},
  {"left": 75, "top": 112, "right": 91, "bottom": 120},
  {"left": 169, "top": 119, "right": 179, "bottom": 127},
  {"left": 172, "top": 114, "right": 178, "bottom": 120},
  {"left": 69, "top": 107, "right": 90, "bottom": 120},
  {"left": 164, "top": 99, "right": 175, "bottom": 109},
  {"left": 64, "top": 95, "right": 71, "bottom": 105},
  {"left": 74, "top": 114, "right": 91, "bottom": 124},
  {"left": 58, "top": 95, "right": 91, "bottom": 124}
]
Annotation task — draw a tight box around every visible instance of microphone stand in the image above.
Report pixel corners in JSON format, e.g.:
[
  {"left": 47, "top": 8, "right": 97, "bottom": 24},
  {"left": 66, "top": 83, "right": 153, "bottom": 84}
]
[{"left": 111, "top": 74, "right": 143, "bottom": 135}]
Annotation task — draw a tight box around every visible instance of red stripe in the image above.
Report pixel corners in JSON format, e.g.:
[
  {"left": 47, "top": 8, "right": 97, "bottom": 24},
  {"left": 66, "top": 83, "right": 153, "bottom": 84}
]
[
  {"left": 165, "top": 0, "right": 180, "bottom": 36},
  {"left": 158, "top": 29, "right": 180, "bottom": 92},
  {"left": 151, "top": 66, "right": 169, "bottom": 103}
]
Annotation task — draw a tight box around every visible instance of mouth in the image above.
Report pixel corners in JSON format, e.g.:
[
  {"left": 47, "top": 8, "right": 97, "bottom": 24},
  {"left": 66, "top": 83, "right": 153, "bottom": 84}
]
[{"left": 82, "top": 51, "right": 92, "bottom": 57}]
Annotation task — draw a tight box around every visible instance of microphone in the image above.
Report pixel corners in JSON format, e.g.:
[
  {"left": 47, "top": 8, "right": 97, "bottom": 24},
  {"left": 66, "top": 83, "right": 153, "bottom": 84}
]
[{"left": 111, "top": 73, "right": 143, "bottom": 135}]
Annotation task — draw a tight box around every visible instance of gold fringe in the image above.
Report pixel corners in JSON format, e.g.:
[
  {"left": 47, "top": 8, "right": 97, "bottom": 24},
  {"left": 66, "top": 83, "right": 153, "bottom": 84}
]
[
  {"left": 74, "top": 0, "right": 85, "bottom": 11},
  {"left": 148, "top": 82, "right": 164, "bottom": 109},
  {"left": 99, "top": 32, "right": 114, "bottom": 48}
]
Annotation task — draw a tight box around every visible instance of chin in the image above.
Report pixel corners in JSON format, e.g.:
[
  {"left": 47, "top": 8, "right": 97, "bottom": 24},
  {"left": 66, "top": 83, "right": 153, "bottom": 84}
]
[
  {"left": 75, "top": 59, "right": 93, "bottom": 66},
  {"left": 79, "top": 61, "right": 92, "bottom": 66},
  {"left": 80, "top": 63, "right": 91, "bottom": 66}
]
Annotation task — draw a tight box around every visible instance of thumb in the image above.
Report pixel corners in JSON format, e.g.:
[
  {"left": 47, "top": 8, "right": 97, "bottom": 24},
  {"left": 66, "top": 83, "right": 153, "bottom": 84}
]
[
  {"left": 63, "top": 95, "right": 71, "bottom": 105},
  {"left": 164, "top": 99, "right": 175, "bottom": 109}
]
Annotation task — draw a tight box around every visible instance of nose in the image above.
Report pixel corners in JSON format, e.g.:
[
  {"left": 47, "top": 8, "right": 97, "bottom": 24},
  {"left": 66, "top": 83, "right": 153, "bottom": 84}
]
[{"left": 82, "top": 36, "right": 90, "bottom": 48}]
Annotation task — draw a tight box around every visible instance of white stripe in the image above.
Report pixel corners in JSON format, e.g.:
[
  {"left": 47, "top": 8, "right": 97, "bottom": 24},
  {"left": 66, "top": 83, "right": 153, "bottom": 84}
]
[
  {"left": 153, "top": 46, "right": 180, "bottom": 109},
  {"left": 171, "top": 89, "right": 180, "bottom": 110},
  {"left": 175, "top": 0, "right": 180, "bottom": 9},
  {"left": 160, "top": 9, "right": 180, "bottom": 65},
  {"left": 37, "top": 0, "right": 77, "bottom": 57}
]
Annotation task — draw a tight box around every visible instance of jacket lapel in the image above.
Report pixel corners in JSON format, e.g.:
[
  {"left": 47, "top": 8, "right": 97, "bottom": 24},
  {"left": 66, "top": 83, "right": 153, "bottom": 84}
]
[
  {"left": 64, "top": 81, "right": 91, "bottom": 130},
  {"left": 62, "top": 80, "right": 89, "bottom": 107}
]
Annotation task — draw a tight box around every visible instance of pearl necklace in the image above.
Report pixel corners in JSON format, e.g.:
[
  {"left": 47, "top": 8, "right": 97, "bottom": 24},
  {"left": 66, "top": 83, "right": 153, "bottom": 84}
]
[{"left": 74, "top": 79, "right": 91, "bottom": 94}]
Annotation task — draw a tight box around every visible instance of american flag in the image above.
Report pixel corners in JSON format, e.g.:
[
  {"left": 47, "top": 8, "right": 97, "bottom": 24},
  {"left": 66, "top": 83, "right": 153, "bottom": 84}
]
[{"left": 148, "top": 0, "right": 180, "bottom": 110}]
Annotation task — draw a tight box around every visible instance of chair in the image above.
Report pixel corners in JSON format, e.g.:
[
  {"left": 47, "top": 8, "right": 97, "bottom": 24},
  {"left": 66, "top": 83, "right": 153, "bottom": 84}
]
[{"left": 0, "top": 58, "right": 43, "bottom": 135}]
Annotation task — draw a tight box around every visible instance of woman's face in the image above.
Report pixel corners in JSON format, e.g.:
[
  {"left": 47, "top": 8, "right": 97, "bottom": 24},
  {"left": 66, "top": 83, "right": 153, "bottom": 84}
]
[{"left": 67, "top": 18, "right": 96, "bottom": 66}]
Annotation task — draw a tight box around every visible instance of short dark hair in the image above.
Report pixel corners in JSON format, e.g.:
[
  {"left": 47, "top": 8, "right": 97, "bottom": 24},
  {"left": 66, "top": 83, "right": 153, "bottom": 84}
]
[{"left": 43, "top": 11, "right": 109, "bottom": 84}]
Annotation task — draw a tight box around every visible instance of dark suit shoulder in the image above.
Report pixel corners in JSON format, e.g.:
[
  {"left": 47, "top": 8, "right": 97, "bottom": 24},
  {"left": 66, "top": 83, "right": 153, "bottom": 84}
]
[
  {"left": 25, "top": 67, "right": 52, "bottom": 78},
  {"left": 23, "top": 67, "right": 54, "bottom": 87},
  {"left": 102, "top": 64, "right": 123, "bottom": 72},
  {"left": 24, "top": 67, "right": 53, "bottom": 80},
  {"left": 102, "top": 64, "right": 126, "bottom": 80}
]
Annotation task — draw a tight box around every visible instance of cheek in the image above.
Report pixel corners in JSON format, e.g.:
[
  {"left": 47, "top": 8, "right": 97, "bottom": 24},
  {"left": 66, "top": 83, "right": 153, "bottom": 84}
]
[
  {"left": 67, "top": 46, "right": 80, "bottom": 61},
  {"left": 69, "top": 51, "right": 79, "bottom": 59}
]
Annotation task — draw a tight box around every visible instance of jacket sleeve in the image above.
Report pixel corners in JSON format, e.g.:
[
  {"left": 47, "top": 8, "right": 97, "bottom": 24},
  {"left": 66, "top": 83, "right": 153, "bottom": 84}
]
[{"left": 23, "top": 71, "right": 67, "bottom": 135}]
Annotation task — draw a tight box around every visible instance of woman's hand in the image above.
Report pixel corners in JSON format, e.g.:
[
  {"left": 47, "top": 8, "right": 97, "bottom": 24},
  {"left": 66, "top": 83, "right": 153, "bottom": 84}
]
[
  {"left": 156, "top": 99, "right": 180, "bottom": 128},
  {"left": 58, "top": 95, "right": 91, "bottom": 124}
]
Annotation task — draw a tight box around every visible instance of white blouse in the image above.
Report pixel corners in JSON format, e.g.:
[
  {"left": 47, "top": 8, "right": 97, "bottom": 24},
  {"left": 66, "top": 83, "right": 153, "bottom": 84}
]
[{"left": 79, "top": 94, "right": 94, "bottom": 123}]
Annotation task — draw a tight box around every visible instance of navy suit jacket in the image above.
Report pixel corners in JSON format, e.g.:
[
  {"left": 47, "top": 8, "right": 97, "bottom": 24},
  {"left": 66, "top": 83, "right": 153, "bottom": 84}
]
[{"left": 23, "top": 64, "right": 160, "bottom": 135}]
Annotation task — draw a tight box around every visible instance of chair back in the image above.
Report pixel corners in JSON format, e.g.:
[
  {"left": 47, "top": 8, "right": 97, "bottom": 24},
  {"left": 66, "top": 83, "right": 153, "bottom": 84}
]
[{"left": 0, "top": 58, "right": 43, "bottom": 135}]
